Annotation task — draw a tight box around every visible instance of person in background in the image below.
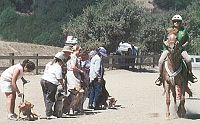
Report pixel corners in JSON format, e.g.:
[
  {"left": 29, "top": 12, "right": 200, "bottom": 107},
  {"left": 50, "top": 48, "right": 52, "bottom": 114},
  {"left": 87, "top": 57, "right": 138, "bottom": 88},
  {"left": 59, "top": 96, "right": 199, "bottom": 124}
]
[
  {"left": 66, "top": 45, "right": 83, "bottom": 91},
  {"left": 79, "top": 51, "right": 90, "bottom": 84},
  {"left": 40, "top": 52, "right": 65, "bottom": 119},
  {"left": 88, "top": 47, "right": 107, "bottom": 110},
  {"left": 87, "top": 50, "right": 97, "bottom": 98},
  {"left": 0, "top": 60, "right": 35, "bottom": 120}
]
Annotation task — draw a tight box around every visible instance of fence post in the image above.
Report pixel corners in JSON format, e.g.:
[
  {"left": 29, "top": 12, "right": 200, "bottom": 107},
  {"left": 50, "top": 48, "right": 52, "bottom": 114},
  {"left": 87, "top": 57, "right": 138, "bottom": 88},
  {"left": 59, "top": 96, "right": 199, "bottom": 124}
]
[
  {"left": 153, "top": 55, "right": 155, "bottom": 68},
  {"left": 108, "top": 54, "right": 113, "bottom": 70},
  {"left": 34, "top": 54, "right": 39, "bottom": 75},
  {"left": 9, "top": 53, "right": 14, "bottom": 66},
  {"left": 140, "top": 56, "right": 142, "bottom": 70}
]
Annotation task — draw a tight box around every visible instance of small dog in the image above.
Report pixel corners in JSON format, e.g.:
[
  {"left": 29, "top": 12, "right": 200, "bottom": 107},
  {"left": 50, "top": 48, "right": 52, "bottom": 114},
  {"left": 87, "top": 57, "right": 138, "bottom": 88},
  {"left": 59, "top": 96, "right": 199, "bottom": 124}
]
[
  {"left": 107, "top": 97, "right": 117, "bottom": 108},
  {"left": 54, "top": 89, "right": 65, "bottom": 118},
  {"left": 18, "top": 101, "right": 38, "bottom": 121}
]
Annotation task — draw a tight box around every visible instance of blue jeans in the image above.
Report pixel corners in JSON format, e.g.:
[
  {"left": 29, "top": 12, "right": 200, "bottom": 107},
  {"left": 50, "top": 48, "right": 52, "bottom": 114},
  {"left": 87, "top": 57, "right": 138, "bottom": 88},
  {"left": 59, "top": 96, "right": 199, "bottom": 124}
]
[{"left": 89, "top": 79, "right": 103, "bottom": 107}]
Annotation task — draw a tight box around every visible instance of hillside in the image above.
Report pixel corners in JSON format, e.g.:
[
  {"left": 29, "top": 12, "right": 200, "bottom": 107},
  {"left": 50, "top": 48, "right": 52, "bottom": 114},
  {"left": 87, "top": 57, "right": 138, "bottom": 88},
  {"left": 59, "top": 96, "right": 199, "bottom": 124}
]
[{"left": 0, "top": 40, "right": 62, "bottom": 56}]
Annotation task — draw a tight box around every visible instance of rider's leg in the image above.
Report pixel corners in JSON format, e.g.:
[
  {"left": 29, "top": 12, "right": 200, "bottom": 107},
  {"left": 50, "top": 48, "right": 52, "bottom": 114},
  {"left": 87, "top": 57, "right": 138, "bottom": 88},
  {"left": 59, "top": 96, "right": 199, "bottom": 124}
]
[
  {"left": 181, "top": 51, "right": 198, "bottom": 83},
  {"left": 155, "top": 50, "right": 169, "bottom": 86}
]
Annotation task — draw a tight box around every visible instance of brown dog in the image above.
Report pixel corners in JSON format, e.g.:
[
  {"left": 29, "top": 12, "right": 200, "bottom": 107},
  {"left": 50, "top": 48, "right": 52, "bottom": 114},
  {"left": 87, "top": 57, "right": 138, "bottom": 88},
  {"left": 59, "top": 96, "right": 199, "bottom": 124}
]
[
  {"left": 69, "top": 88, "right": 85, "bottom": 115},
  {"left": 18, "top": 101, "right": 39, "bottom": 121},
  {"left": 62, "top": 88, "right": 85, "bottom": 115}
]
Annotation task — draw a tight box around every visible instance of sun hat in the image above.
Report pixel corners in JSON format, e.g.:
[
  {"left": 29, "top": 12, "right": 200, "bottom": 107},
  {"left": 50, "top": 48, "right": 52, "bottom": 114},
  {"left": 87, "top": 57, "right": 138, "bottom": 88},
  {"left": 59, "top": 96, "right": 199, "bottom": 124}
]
[
  {"left": 65, "top": 36, "right": 78, "bottom": 44},
  {"left": 54, "top": 52, "right": 65, "bottom": 62},
  {"left": 67, "top": 36, "right": 73, "bottom": 41},
  {"left": 62, "top": 46, "right": 73, "bottom": 52},
  {"left": 98, "top": 47, "right": 107, "bottom": 57}
]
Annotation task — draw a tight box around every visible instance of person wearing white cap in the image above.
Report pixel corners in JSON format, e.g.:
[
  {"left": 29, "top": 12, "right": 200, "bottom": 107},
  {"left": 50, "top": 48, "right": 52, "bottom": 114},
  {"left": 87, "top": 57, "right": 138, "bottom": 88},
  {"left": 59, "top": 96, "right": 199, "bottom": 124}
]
[
  {"left": 40, "top": 52, "right": 65, "bottom": 119},
  {"left": 155, "top": 14, "right": 197, "bottom": 86},
  {"left": 88, "top": 47, "right": 107, "bottom": 110}
]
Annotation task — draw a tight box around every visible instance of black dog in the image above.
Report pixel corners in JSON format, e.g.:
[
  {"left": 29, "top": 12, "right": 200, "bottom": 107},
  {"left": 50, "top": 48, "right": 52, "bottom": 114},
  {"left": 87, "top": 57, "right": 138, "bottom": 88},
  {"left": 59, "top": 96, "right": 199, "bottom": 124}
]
[{"left": 95, "top": 79, "right": 110, "bottom": 109}]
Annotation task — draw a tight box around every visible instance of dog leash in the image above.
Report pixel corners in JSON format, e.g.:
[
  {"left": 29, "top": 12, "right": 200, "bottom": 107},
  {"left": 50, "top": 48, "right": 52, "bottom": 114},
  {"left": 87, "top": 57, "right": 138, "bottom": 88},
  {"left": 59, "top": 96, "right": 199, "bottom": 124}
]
[{"left": 20, "top": 77, "right": 30, "bottom": 103}]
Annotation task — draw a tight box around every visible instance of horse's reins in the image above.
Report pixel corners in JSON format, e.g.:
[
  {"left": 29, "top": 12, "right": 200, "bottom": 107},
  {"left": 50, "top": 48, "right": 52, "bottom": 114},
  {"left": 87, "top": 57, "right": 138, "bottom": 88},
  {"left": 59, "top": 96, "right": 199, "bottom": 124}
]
[{"left": 164, "top": 61, "right": 182, "bottom": 86}]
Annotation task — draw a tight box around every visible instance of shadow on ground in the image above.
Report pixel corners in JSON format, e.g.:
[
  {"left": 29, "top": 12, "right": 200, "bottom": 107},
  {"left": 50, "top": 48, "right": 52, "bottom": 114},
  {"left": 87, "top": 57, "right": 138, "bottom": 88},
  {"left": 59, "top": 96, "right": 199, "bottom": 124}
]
[
  {"left": 118, "top": 67, "right": 157, "bottom": 73},
  {"left": 185, "top": 113, "right": 200, "bottom": 120}
]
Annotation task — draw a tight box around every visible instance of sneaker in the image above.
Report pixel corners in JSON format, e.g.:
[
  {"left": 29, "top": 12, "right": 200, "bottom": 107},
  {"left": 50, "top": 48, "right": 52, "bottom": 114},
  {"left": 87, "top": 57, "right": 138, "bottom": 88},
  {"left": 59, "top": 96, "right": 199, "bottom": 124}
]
[
  {"left": 94, "top": 106, "right": 102, "bottom": 110},
  {"left": 8, "top": 113, "right": 17, "bottom": 120},
  {"left": 155, "top": 76, "right": 163, "bottom": 86},
  {"left": 88, "top": 105, "right": 94, "bottom": 109},
  {"left": 46, "top": 115, "right": 57, "bottom": 120}
]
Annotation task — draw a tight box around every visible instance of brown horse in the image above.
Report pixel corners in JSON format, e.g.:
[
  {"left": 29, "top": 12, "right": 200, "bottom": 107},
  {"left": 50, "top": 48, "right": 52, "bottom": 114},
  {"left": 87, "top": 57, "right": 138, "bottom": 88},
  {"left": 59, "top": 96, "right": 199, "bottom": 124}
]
[{"left": 162, "top": 35, "right": 188, "bottom": 119}]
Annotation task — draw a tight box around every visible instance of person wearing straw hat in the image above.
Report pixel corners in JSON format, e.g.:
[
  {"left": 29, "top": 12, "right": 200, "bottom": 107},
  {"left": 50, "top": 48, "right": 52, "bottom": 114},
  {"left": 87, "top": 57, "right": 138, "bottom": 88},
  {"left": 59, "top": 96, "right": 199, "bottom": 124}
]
[
  {"left": 65, "top": 36, "right": 78, "bottom": 46},
  {"left": 61, "top": 46, "right": 73, "bottom": 93},
  {"left": 66, "top": 45, "right": 83, "bottom": 91},
  {"left": 62, "top": 46, "right": 73, "bottom": 62}
]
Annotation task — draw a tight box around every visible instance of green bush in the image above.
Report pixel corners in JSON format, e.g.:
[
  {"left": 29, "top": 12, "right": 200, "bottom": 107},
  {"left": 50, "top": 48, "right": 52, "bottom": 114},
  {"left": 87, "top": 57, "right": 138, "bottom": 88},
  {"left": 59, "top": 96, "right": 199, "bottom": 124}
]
[
  {"left": 0, "top": 0, "right": 200, "bottom": 54},
  {"left": 0, "top": 7, "right": 18, "bottom": 30},
  {"left": 33, "top": 30, "right": 64, "bottom": 47}
]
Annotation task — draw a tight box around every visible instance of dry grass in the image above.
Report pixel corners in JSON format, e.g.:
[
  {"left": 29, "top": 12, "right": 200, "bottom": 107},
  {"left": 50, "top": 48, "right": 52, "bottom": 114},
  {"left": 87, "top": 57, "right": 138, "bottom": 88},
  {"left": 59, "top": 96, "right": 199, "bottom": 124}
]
[{"left": 0, "top": 40, "right": 62, "bottom": 71}]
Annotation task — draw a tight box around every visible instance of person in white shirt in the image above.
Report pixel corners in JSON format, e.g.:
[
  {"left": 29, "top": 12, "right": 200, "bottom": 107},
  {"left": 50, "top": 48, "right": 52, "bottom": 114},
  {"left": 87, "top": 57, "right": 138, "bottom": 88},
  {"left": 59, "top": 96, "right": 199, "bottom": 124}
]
[
  {"left": 88, "top": 47, "right": 107, "bottom": 109},
  {"left": 66, "top": 45, "right": 83, "bottom": 90},
  {"left": 40, "top": 52, "right": 65, "bottom": 119},
  {"left": 0, "top": 60, "right": 35, "bottom": 120}
]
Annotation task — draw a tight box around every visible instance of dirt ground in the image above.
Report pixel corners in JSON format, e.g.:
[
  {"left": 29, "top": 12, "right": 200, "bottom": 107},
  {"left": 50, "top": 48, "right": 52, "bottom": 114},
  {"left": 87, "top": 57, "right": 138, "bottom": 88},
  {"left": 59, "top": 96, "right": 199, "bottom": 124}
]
[{"left": 0, "top": 69, "right": 200, "bottom": 124}]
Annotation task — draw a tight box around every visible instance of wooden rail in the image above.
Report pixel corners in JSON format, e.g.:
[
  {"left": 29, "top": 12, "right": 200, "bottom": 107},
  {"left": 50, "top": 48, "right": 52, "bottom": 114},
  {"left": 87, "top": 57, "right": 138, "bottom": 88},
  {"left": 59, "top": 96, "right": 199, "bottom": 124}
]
[{"left": 0, "top": 53, "right": 160, "bottom": 74}]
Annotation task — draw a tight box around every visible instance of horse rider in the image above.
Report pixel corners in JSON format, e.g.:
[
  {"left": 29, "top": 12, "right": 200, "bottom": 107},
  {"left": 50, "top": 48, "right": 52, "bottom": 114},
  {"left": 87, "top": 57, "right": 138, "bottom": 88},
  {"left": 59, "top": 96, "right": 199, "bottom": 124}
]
[{"left": 155, "top": 14, "right": 198, "bottom": 86}]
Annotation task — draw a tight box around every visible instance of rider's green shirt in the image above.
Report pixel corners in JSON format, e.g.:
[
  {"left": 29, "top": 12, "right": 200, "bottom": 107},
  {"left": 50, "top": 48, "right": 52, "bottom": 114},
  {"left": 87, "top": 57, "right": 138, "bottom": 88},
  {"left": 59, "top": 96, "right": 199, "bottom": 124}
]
[{"left": 162, "top": 26, "right": 190, "bottom": 51}]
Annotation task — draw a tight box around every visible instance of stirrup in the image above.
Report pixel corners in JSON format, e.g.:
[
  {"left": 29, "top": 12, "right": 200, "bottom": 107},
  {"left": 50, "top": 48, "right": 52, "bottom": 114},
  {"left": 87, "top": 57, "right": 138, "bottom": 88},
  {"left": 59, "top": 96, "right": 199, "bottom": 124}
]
[{"left": 155, "top": 77, "right": 162, "bottom": 86}]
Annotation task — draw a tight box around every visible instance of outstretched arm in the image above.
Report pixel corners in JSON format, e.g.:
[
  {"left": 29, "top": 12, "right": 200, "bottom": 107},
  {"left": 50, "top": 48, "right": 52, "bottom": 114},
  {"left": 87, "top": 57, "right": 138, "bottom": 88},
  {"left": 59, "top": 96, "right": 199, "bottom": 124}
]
[{"left": 12, "top": 68, "right": 22, "bottom": 97}]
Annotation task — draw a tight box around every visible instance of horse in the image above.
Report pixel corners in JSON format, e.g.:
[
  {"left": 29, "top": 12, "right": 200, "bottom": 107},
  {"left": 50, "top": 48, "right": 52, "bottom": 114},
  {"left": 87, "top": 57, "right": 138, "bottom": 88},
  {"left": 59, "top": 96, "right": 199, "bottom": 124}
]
[{"left": 161, "top": 34, "right": 188, "bottom": 119}]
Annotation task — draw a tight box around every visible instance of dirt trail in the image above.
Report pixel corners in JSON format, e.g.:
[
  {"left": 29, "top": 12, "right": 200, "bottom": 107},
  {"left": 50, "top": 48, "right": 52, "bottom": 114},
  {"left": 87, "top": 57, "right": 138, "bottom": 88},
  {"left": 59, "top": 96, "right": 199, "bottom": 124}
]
[{"left": 0, "top": 69, "right": 200, "bottom": 124}]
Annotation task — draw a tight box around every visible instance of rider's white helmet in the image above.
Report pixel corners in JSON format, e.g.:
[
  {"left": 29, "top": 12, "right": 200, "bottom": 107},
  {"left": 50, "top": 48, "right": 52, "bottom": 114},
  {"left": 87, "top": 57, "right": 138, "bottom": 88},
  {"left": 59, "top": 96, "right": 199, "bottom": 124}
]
[{"left": 172, "top": 15, "right": 182, "bottom": 21}]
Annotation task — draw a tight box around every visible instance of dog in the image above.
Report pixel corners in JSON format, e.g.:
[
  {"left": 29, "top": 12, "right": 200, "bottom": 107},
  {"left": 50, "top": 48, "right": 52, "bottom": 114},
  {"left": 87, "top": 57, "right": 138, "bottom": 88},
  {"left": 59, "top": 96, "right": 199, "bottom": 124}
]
[
  {"left": 18, "top": 101, "right": 39, "bottom": 121},
  {"left": 54, "top": 89, "right": 65, "bottom": 118},
  {"left": 107, "top": 97, "right": 117, "bottom": 108},
  {"left": 63, "top": 88, "right": 85, "bottom": 115},
  {"left": 96, "top": 79, "right": 110, "bottom": 109}
]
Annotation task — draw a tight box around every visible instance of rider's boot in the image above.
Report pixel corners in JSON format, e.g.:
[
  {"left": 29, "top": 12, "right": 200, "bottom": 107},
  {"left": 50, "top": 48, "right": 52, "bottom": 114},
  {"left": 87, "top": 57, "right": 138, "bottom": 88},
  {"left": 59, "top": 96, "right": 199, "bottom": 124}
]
[
  {"left": 155, "top": 74, "right": 163, "bottom": 86},
  {"left": 186, "top": 62, "right": 198, "bottom": 83},
  {"left": 188, "top": 71, "right": 198, "bottom": 83},
  {"left": 155, "top": 62, "right": 163, "bottom": 86}
]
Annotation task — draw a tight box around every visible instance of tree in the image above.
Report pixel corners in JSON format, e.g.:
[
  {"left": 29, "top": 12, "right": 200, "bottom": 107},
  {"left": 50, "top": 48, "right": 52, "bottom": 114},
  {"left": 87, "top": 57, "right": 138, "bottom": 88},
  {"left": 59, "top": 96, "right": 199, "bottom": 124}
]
[
  {"left": 62, "top": 0, "right": 145, "bottom": 52},
  {"left": 153, "top": 0, "right": 194, "bottom": 11}
]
